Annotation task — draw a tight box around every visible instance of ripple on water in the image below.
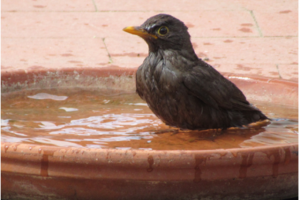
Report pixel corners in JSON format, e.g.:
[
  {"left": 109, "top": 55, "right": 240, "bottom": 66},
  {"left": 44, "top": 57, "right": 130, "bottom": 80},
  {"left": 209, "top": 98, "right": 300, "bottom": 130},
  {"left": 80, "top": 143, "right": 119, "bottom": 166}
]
[{"left": 1, "top": 88, "right": 298, "bottom": 150}]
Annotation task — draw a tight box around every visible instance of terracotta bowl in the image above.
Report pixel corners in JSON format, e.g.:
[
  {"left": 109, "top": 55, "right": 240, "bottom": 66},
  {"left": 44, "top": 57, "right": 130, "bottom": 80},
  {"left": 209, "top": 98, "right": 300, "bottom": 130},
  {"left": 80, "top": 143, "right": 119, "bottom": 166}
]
[{"left": 1, "top": 68, "right": 298, "bottom": 200}]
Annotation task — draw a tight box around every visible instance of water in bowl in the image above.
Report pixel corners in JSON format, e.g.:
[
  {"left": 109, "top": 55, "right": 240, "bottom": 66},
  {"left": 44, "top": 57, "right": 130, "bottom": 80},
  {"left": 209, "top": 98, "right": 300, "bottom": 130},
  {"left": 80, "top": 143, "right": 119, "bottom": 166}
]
[{"left": 1, "top": 88, "right": 298, "bottom": 150}]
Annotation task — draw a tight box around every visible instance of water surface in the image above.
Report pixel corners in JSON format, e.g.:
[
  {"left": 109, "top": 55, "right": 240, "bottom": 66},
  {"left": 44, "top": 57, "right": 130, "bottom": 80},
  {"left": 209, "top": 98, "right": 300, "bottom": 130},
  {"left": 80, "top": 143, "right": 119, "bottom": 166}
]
[{"left": 1, "top": 88, "right": 298, "bottom": 150}]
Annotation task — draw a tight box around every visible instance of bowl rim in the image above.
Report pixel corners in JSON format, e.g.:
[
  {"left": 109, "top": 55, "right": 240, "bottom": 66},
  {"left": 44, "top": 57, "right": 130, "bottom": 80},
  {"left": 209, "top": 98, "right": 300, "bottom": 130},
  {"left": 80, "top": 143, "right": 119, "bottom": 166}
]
[{"left": 1, "top": 68, "right": 298, "bottom": 160}]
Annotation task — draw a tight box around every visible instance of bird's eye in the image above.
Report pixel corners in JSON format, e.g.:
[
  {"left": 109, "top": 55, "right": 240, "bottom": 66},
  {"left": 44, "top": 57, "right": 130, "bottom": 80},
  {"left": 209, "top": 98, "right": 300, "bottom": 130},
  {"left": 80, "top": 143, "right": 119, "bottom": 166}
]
[{"left": 157, "top": 26, "right": 169, "bottom": 36}]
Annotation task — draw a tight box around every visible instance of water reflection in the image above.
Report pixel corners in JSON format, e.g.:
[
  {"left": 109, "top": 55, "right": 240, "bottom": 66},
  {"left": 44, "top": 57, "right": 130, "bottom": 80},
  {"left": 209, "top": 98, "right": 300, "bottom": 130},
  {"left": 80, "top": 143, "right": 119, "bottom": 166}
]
[{"left": 1, "top": 89, "right": 298, "bottom": 150}]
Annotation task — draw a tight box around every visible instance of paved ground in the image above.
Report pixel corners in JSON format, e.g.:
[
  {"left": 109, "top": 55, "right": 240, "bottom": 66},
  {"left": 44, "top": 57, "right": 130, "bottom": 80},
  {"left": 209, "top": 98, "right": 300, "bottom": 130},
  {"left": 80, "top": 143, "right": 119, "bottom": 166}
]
[{"left": 1, "top": 0, "right": 298, "bottom": 81}]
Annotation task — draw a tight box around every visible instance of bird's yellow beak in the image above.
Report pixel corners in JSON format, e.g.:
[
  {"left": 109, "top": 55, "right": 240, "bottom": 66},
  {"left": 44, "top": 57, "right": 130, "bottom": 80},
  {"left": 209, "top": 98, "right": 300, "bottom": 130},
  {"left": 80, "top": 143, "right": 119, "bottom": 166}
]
[{"left": 123, "top": 26, "right": 157, "bottom": 39}]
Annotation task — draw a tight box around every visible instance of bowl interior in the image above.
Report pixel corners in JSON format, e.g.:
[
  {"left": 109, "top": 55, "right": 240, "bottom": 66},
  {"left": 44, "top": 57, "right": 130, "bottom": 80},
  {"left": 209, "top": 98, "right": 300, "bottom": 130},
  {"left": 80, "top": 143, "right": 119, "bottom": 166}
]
[{"left": 1, "top": 68, "right": 298, "bottom": 150}]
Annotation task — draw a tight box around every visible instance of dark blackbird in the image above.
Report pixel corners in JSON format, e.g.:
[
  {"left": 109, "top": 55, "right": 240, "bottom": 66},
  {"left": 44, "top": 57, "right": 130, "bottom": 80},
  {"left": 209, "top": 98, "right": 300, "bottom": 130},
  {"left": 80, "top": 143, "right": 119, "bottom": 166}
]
[{"left": 123, "top": 14, "right": 268, "bottom": 130}]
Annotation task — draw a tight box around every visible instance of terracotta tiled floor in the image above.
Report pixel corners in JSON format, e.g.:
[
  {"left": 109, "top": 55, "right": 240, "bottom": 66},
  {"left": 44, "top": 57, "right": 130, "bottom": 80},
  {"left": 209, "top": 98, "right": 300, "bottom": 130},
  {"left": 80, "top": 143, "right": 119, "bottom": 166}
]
[{"left": 1, "top": 0, "right": 298, "bottom": 81}]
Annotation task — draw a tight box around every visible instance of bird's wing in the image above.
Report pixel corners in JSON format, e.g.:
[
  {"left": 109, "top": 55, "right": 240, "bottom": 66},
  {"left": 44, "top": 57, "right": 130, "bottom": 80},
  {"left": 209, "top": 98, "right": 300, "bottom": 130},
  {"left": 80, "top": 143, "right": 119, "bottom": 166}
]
[{"left": 183, "top": 62, "right": 257, "bottom": 111}]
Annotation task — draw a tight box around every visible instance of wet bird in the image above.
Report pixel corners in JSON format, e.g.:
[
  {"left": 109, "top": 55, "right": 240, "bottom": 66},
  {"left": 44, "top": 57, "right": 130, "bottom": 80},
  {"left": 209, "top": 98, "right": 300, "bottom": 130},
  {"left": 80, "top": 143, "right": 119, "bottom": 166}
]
[{"left": 123, "top": 14, "right": 268, "bottom": 130}]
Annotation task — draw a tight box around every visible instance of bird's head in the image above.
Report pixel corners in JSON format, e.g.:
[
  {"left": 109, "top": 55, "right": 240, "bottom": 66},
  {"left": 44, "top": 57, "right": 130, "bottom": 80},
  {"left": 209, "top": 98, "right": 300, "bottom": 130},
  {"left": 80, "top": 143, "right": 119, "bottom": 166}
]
[{"left": 123, "top": 14, "right": 196, "bottom": 57}]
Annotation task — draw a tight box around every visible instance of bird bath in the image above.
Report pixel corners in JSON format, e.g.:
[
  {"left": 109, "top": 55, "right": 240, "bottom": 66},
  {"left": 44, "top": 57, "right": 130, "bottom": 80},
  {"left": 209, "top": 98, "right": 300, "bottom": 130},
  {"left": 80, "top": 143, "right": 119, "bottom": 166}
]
[{"left": 1, "top": 68, "right": 298, "bottom": 200}]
